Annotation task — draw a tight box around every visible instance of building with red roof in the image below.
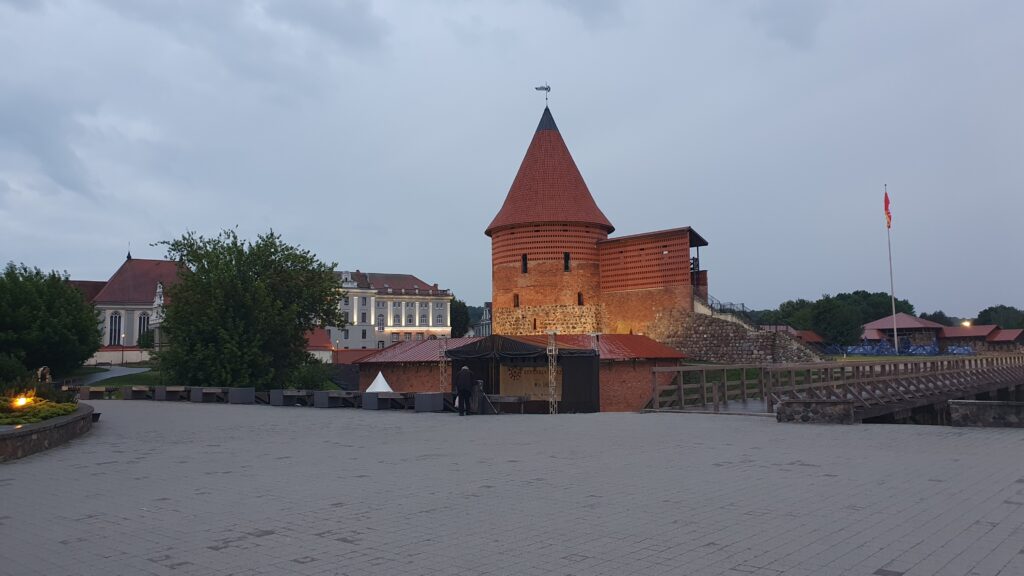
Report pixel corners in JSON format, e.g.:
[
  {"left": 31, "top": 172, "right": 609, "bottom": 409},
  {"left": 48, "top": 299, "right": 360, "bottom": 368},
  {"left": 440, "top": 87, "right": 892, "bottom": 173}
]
[
  {"left": 354, "top": 333, "right": 684, "bottom": 412},
  {"left": 487, "top": 107, "right": 708, "bottom": 338}
]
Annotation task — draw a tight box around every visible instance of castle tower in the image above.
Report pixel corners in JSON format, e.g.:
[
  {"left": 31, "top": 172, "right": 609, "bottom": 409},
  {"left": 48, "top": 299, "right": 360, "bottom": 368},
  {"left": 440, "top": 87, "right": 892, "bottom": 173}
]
[{"left": 486, "top": 107, "right": 614, "bottom": 335}]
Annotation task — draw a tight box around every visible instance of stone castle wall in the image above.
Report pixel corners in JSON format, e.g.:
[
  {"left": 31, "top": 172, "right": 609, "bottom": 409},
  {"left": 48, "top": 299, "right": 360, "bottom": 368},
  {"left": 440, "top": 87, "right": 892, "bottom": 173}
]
[
  {"left": 493, "top": 304, "right": 603, "bottom": 335},
  {"left": 649, "top": 309, "right": 822, "bottom": 364}
]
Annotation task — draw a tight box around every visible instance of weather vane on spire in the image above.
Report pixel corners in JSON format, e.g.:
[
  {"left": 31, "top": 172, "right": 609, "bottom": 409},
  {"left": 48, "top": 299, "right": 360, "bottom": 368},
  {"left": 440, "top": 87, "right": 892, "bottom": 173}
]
[{"left": 535, "top": 83, "right": 550, "bottom": 104}]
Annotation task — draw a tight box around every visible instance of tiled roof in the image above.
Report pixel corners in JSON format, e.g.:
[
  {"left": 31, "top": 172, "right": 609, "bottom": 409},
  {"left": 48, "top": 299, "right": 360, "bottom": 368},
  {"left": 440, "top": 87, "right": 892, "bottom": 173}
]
[
  {"left": 861, "top": 329, "right": 885, "bottom": 340},
  {"left": 987, "top": 329, "right": 1024, "bottom": 343},
  {"left": 939, "top": 325, "right": 999, "bottom": 339},
  {"left": 334, "top": 271, "right": 450, "bottom": 296},
  {"left": 332, "top": 349, "right": 377, "bottom": 364},
  {"left": 485, "top": 107, "right": 614, "bottom": 236},
  {"left": 358, "top": 334, "right": 683, "bottom": 363},
  {"left": 305, "top": 328, "right": 333, "bottom": 351},
  {"left": 508, "top": 334, "right": 685, "bottom": 361},
  {"left": 69, "top": 280, "right": 107, "bottom": 303},
  {"left": 862, "top": 313, "right": 944, "bottom": 331},
  {"left": 357, "top": 338, "right": 483, "bottom": 364},
  {"left": 93, "top": 258, "right": 181, "bottom": 305}
]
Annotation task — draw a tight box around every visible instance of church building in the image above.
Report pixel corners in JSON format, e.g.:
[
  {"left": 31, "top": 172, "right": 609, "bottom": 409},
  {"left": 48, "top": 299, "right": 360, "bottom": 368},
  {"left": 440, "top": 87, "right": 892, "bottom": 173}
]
[{"left": 486, "top": 107, "right": 709, "bottom": 337}]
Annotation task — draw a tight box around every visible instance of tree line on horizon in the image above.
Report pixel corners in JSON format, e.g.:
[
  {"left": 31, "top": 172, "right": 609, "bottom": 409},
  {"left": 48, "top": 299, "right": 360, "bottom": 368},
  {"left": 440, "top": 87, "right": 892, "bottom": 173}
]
[{"left": 753, "top": 290, "right": 1024, "bottom": 346}]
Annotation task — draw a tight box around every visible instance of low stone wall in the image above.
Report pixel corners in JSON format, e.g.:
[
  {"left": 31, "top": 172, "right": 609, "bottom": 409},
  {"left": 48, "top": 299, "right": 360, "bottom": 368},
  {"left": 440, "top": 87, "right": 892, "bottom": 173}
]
[
  {"left": 649, "top": 309, "right": 822, "bottom": 364},
  {"left": 776, "top": 400, "right": 855, "bottom": 424},
  {"left": 949, "top": 400, "right": 1024, "bottom": 428},
  {"left": 0, "top": 403, "right": 94, "bottom": 462}
]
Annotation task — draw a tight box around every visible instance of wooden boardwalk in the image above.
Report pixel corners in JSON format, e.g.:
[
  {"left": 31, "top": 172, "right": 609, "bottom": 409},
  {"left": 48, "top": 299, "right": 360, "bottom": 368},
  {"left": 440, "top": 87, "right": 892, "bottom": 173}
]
[{"left": 648, "top": 355, "right": 1024, "bottom": 421}]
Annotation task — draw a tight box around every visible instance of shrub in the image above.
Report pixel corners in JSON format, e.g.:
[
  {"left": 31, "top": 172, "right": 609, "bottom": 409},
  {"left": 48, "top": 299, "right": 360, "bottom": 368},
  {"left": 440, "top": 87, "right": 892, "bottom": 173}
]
[{"left": 0, "top": 397, "right": 77, "bottom": 425}]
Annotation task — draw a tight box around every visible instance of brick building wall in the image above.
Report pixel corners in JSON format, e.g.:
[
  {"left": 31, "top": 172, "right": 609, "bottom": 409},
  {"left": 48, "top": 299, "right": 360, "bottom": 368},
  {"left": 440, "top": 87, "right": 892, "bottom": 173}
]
[
  {"left": 358, "top": 364, "right": 446, "bottom": 394},
  {"left": 600, "top": 360, "right": 679, "bottom": 412}
]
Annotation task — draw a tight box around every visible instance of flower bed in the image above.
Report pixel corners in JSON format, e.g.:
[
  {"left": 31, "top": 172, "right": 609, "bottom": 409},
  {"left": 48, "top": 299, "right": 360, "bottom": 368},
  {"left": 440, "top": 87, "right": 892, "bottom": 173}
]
[{"left": 1, "top": 397, "right": 78, "bottom": 425}]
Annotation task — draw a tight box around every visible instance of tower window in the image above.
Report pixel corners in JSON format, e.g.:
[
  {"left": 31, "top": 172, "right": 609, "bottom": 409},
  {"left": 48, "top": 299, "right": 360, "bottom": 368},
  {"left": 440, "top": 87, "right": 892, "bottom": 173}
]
[
  {"left": 521, "top": 254, "right": 528, "bottom": 273},
  {"left": 577, "top": 292, "right": 584, "bottom": 306},
  {"left": 533, "top": 318, "right": 537, "bottom": 330},
  {"left": 513, "top": 294, "right": 520, "bottom": 308},
  {"left": 563, "top": 252, "right": 570, "bottom": 272}
]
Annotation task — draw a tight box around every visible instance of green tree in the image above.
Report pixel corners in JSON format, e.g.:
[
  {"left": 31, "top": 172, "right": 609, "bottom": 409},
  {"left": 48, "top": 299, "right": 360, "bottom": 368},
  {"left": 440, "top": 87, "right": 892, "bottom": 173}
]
[
  {"left": 157, "top": 230, "right": 343, "bottom": 390},
  {"left": 919, "top": 310, "right": 955, "bottom": 326},
  {"left": 136, "top": 329, "right": 155, "bottom": 350},
  {"left": 976, "top": 305, "right": 1024, "bottom": 328},
  {"left": 0, "top": 263, "right": 101, "bottom": 379},
  {"left": 810, "top": 295, "right": 863, "bottom": 346},
  {"left": 450, "top": 297, "right": 470, "bottom": 337}
]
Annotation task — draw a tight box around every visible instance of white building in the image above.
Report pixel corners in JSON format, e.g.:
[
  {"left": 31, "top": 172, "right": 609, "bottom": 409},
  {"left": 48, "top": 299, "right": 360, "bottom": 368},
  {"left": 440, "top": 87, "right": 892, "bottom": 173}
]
[{"left": 330, "top": 271, "right": 453, "bottom": 349}]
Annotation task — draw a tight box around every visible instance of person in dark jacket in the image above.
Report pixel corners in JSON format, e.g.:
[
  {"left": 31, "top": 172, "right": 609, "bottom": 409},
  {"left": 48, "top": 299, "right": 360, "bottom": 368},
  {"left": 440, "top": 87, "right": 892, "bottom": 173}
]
[{"left": 455, "top": 365, "right": 475, "bottom": 416}]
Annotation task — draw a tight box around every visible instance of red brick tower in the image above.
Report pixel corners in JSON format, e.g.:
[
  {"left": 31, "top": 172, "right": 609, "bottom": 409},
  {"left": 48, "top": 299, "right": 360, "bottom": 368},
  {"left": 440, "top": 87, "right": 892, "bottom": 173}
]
[{"left": 486, "top": 107, "right": 614, "bottom": 335}]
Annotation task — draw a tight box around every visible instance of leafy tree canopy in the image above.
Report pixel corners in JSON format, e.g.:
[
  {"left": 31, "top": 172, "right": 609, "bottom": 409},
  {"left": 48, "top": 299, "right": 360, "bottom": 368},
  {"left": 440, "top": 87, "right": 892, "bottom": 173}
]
[
  {"left": 756, "top": 290, "right": 914, "bottom": 345},
  {"left": 976, "top": 305, "right": 1024, "bottom": 329},
  {"left": 919, "top": 310, "right": 956, "bottom": 326},
  {"left": 450, "top": 297, "right": 470, "bottom": 337},
  {"left": 157, "top": 230, "right": 343, "bottom": 390},
  {"left": 0, "top": 263, "right": 100, "bottom": 381}
]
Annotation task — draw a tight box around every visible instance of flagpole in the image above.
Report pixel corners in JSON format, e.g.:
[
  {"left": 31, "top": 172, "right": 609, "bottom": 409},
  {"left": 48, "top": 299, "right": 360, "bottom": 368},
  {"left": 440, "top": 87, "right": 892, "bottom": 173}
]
[{"left": 885, "top": 184, "right": 898, "bottom": 354}]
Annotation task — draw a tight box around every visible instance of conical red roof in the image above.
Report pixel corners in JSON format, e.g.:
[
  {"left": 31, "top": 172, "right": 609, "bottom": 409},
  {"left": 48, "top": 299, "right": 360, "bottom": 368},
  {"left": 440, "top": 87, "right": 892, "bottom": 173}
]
[{"left": 485, "top": 107, "right": 614, "bottom": 236}]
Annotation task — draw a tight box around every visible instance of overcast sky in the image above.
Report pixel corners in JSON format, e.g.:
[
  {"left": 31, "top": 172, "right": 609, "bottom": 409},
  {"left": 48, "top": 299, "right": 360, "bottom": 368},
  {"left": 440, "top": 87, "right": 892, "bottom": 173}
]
[{"left": 1, "top": 0, "right": 1021, "bottom": 318}]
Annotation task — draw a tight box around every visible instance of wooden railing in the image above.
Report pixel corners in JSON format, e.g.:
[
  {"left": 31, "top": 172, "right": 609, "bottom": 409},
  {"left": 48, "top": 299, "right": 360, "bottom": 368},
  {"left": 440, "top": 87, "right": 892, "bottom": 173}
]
[{"left": 650, "top": 355, "right": 1024, "bottom": 414}]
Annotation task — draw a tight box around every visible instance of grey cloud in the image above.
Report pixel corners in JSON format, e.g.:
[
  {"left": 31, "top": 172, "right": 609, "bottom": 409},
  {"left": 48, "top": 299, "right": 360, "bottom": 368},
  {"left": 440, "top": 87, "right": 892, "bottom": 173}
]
[
  {"left": 262, "top": 0, "right": 388, "bottom": 50},
  {"left": 549, "top": 0, "right": 622, "bottom": 26},
  {"left": 747, "top": 0, "right": 829, "bottom": 50}
]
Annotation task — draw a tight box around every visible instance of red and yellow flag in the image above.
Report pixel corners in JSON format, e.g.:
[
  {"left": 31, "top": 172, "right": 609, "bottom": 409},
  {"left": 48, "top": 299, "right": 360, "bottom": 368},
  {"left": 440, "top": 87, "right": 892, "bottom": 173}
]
[{"left": 884, "top": 191, "right": 892, "bottom": 229}]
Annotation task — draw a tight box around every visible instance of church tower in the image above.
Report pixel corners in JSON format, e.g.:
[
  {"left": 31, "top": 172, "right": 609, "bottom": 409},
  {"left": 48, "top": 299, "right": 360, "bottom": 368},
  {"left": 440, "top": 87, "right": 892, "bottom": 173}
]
[{"left": 486, "top": 107, "right": 613, "bottom": 335}]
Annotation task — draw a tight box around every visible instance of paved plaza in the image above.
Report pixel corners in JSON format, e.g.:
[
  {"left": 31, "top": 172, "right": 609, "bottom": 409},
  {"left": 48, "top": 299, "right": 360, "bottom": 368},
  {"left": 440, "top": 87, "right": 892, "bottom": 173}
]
[{"left": 2, "top": 402, "right": 1024, "bottom": 576}]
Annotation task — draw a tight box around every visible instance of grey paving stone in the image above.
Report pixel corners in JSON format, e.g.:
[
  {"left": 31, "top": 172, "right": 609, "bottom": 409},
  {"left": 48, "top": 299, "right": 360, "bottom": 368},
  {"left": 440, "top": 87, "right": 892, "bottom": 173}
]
[{"left": 1, "top": 402, "right": 1023, "bottom": 575}]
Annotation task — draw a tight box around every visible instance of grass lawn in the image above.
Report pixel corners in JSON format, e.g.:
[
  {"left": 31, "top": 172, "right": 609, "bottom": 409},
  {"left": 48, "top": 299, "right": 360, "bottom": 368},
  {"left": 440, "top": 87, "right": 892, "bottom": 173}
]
[
  {"left": 67, "top": 366, "right": 109, "bottom": 378},
  {"left": 102, "top": 370, "right": 164, "bottom": 387}
]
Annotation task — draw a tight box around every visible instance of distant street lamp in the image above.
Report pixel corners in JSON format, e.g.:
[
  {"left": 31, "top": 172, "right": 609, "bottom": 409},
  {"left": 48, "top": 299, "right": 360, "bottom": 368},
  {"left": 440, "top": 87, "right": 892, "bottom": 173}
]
[
  {"left": 961, "top": 320, "right": 972, "bottom": 328},
  {"left": 120, "top": 332, "right": 126, "bottom": 365}
]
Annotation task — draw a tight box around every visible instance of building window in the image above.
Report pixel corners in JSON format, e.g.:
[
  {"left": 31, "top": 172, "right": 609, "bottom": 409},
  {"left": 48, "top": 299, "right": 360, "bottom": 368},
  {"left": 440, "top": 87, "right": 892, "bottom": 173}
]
[
  {"left": 361, "top": 297, "right": 367, "bottom": 306},
  {"left": 377, "top": 301, "right": 385, "bottom": 309},
  {"left": 361, "top": 329, "right": 367, "bottom": 339},
  {"left": 420, "top": 314, "right": 427, "bottom": 325},
  {"left": 360, "top": 312, "right": 367, "bottom": 324},
  {"left": 377, "top": 314, "right": 385, "bottom": 330},
  {"left": 377, "top": 341, "right": 385, "bottom": 349},
  {"left": 513, "top": 294, "right": 520, "bottom": 308},
  {"left": 436, "top": 314, "right": 443, "bottom": 324},
  {"left": 137, "top": 313, "right": 150, "bottom": 340},
  {"left": 404, "top": 333, "right": 412, "bottom": 341},
  {"left": 391, "top": 333, "right": 400, "bottom": 342},
  {"left": 416, "top": 333, "right": 424, "bottom": 341},
  {"left": 577, "top": 292, "right": 584, "bottom": 306},
  {"left": 343, "top": 297, "right": 349, "bottom": 306},
  {"left": 564, "top": 252, "right": 571, "bottom": 272},
  {"left": 342, "top": 329, "right": 349, "bottom": 339},
  {"left": 521, "top": 254, "right": 528, "bottom": 273},
  {"left": 341, "top": 312, "right": 349, "bottom": 324},
  {"left": 533, "top": 318, "right": 537, "bottom": 330},
  {"left": 407, "top": 314, "right": 414, "bottom": 324},
  {"left": 394, "top": 314, "right": 401, "bottom": 324},
  {"left": 108, "top": 312, "right": 122, "bottom": 346}
]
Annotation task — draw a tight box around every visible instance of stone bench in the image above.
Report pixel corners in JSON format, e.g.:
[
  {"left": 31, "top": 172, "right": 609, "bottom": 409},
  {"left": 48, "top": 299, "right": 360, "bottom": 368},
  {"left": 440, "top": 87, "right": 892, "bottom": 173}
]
[
  {"left": 227, "top": 387, "right": 255, "bottom": 405},
  {"left": 122, "top": 386, "right": 153, "bottom": 400},
  {"left": 190, "top": 387, "right": 228, "bottom": 403},
  {"left": 313, "top": 390, "right": 361, "bottom": 408},
  {"left": 79, "top": 386, "right": 116, "bottom": 400},
  {"left": 154, "top": 386, "right": 190, "bottom": 401},
  {"left": 270, "top": 389, "right": 314, "bottom": 407},
  {"left": 363, "top": 392, "right": 415, "bottom": 411}
]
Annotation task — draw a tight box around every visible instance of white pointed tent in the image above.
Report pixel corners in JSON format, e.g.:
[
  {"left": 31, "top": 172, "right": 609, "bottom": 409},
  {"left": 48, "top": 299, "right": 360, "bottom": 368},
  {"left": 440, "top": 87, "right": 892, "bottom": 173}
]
[{"left": 366, "top": 371, "right": 393, "bottom": 393}]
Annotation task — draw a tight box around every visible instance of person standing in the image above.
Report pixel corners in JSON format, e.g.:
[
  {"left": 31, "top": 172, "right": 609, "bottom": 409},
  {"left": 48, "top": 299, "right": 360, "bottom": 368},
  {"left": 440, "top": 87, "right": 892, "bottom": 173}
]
[{"left": 455, "top": 365, "right": 475, "bottom": 416}]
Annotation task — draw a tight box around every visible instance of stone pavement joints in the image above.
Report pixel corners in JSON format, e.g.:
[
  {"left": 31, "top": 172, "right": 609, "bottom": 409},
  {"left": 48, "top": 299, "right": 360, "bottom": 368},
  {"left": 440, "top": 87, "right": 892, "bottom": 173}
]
[{"left": 1, "top": 401, "right": 1024, "bottom": 576}]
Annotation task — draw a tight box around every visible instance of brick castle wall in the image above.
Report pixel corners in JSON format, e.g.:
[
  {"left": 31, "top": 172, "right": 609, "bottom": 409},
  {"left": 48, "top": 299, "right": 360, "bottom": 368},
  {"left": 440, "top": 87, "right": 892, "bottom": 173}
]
[{"left": 600, "top": 360, "right": 679, "bottom": 412}]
